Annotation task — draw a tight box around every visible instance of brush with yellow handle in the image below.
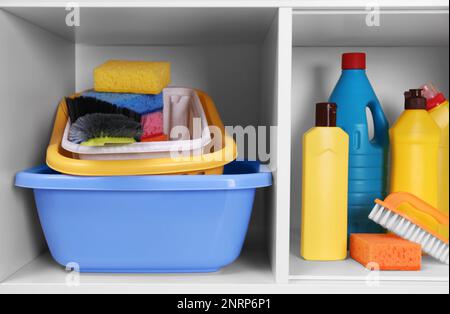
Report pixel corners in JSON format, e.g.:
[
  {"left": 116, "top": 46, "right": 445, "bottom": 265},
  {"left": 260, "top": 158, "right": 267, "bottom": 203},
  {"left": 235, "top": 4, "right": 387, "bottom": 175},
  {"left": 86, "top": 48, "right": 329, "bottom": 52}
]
[{"left": 369, "top": 192, "right": 449, "bottom": 265}]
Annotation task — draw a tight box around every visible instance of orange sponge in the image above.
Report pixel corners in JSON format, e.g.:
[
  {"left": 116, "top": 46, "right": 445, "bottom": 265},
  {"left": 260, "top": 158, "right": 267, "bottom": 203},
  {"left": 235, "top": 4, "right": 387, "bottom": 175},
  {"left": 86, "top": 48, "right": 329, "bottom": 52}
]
[{"left": 350, "top": 234, "right": 422, "bottom": 271}]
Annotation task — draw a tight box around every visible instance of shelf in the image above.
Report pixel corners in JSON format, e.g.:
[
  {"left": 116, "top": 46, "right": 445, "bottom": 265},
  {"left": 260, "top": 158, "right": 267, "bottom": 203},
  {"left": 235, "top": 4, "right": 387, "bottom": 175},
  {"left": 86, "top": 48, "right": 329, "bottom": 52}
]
[
  {"left": 1, "top": 0, "right": 449, "bottom": 9},
  {"left": 289, "top": 236, "right": 449, "bottom": 294},
  {"left": 3, "top": 7, "right": 277, "bottom": 45},
  {"left": 1, "top": 2, "right": 449, "bottom": 294},
  {"left": 0, "top": 247, "right": 276, "bottom": 294},
  {"left": 7, "top": 3, "right": 449, "bottom": 46},
  {"left": 290, "top": 246, "right": 449, "bottom": 282},
  {"left": 3, "top": 251, "right": 448, "bottom": 294},
  {"left": 293, "top": 9, "right": 449, "bottom": 47}
]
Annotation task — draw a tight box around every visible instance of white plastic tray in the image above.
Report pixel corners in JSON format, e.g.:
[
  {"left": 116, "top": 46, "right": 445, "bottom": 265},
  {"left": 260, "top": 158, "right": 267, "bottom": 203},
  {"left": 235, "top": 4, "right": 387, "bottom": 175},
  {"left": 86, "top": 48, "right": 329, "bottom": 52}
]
[{"left": 61, "top": 87, "right": 212, "bottom": 161}]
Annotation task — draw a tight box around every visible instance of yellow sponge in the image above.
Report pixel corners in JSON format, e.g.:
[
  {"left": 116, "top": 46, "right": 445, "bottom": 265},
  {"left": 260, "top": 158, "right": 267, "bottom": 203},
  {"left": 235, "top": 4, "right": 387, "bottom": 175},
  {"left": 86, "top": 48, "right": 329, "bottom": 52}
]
[{"left": 94, "top": 60, "right": 171, "bottom": 95}]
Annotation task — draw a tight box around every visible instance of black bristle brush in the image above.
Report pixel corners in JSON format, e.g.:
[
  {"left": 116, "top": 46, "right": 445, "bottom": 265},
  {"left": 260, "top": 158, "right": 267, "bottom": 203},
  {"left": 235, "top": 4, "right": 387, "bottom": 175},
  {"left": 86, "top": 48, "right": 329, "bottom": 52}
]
[
  {"left": 66, "top": 96, "right": 142, "bottom": 124},
  {"left": 68, "top": 113, "right": 143, "bottom": 146}
]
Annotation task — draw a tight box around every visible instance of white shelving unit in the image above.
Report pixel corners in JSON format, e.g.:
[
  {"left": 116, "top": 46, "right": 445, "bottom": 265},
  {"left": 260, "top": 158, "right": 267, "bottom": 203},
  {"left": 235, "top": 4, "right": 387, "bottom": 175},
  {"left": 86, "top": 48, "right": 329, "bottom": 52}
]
[{"left": 0, "top": 0, "right": 448, "bottom": 294}]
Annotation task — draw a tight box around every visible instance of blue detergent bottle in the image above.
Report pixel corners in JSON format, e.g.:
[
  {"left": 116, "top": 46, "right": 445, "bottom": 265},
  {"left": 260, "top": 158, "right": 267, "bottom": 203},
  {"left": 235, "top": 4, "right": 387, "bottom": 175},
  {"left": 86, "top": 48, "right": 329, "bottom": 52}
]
[{"left": 329, "top": 53, "right": 389, "bottom": 235}]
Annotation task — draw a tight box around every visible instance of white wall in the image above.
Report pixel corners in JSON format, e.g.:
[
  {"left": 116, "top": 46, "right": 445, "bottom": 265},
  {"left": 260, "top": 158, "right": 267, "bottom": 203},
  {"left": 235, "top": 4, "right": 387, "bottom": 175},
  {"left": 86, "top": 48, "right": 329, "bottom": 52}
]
[
  {"left": 0, "top": 10, "right": 75, "bottom": 281},
  {"left": 290, "top": 46, "right": 450, "bottom": 238}
]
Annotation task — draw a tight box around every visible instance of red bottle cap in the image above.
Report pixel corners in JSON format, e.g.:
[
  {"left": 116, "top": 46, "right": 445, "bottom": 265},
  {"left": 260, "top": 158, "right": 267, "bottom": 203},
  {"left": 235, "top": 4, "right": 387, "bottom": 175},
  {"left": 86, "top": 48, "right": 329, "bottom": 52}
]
[
  {"left": 421, "top": 83, "right": 447, "bottom": 110},
  {"left": 427, "top": 93, "right": 447, "bottom": 110},
  {"left": 342, "top": 53, "right": 367, "bottom": 70}
]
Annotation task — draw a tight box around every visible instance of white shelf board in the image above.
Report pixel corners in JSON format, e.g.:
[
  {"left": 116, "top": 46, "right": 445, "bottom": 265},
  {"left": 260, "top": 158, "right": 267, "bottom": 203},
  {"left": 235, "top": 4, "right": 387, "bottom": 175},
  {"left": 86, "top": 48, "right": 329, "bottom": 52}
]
[
  {"left": 289, "top": 236, "right": 450, "bottom": 283},
  {"left": 2, "top": 252, "right": 448, "bottom": 294},
  {"left": 1, "top": 1, "right": 449, "bottom": 9},
  {"left": 3, "top": 7, "right": 277, "bottom": 44},
  {"left": 0, "top": 248, "right": 276, "bottom": 294},
  {"left": 293, "top": 9, "right": 449, "bottom": 47},
  {"left": 290, "top": 254, "right": 450, "bottom": 283}
]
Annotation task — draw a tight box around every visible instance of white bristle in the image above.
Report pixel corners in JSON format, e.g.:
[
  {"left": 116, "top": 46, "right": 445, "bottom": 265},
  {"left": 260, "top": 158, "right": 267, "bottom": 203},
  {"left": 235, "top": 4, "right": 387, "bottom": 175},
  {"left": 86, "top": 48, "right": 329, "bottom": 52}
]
[
  {"left": 369, "top": 204, "right": 381, "bottom": 220},
  {"left": 369, "top": 204, "right": 449, "bottom": 265},
  {"left": 423, "top": 233, "right": 431, "bottom": 246},
  {"left": 416, "top": 230, "right": 426, "bottom": 243},
  {"left": 425, "top": 237, "right": 436, "bottom": 252},
  {"left": 396, "top": 218, "right": 406, "bottom": 234},
  {"left": 398, "top": 221, "right": 406, "bottom": 236},
  {"left": 380, "top": 210, "right": 392, "bottom": 225},
  {"left": 405, "top": 223, "right": 416, "bottom": 238},
  {"left": 442, "top": 249, "right": 449, "bottom": 264},
  {"left": 436, "top": 243, "right": 446, "bottom": 257},
  {"left": 387, "top": 215, "right": 400, "bottom": 230},
  {"left": 401, "top": 221, "right": 412, "bottom": 236},
  {"left": 410, "top": 226, "right": 421, "bottom": 242},
  {"left": 374, "top": 207, "right": 385, "bottom": 222}
]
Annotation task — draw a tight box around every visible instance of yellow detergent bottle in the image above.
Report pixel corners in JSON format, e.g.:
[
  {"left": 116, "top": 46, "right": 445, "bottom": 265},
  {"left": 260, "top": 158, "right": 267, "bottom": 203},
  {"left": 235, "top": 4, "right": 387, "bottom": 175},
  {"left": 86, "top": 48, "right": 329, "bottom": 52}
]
[
  {"left": 390, "top": 89, "right": 441, "bottom": 208},
  {"left": 301, "top": 103, "right": 349, "bottom": 261},
  {"left": 422, "top": 83, "right": 449, "bottom": 214}
]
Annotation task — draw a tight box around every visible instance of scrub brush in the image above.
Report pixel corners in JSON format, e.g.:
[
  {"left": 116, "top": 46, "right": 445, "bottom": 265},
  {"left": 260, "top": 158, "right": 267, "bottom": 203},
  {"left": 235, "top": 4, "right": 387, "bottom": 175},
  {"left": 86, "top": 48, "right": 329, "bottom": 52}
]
[
  {"left": 66, "top": 96, "right": 142, "bottom": 124},
  {"left": 69, "top": 113, "right": 143, "bottom": 146},
  {"left": 369, "top": 192, "right": 449, "bottom": 265}
]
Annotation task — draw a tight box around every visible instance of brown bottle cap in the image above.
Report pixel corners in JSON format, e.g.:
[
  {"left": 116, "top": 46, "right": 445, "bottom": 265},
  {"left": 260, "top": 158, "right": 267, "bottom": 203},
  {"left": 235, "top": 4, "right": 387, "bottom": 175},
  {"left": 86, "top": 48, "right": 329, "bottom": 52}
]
[
  {"left": 316, "top": 103, "right": 337, "bottom": 127},
  {"left": 405, "top": 89, "right": 427, "bottom": 110}
]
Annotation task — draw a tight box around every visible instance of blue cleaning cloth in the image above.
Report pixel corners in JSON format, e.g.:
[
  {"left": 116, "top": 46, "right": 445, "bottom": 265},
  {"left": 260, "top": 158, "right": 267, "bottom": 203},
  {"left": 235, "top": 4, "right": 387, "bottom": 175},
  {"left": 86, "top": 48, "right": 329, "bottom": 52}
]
[{"left": 82, "top": 91, "right": 164, "bottom": 115}]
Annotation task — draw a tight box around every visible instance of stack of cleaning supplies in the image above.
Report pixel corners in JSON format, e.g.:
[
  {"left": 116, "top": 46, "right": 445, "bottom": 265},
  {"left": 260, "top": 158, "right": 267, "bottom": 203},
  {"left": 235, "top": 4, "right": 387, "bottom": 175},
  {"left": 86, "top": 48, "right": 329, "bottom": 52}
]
[
  {"left": 15, "top": 60, "right": 255, "bottom": 273},
  {"left": 64, "top": 61, "right": 216, "bottom": 162},
  {"left": 66, "top": 60, "right": 170, "bottom": 147},
  {"left": 62, "top": 90, "right": 212, "bottom": 161},
  {"left": 299, "top": 53, "right": 449, "bottom": 273},
  {"left": 93, "top": 60, "right": 169, "bottom": 143},
  {"left": 48, "top": 60, "right": 236, "bottom": 175}
]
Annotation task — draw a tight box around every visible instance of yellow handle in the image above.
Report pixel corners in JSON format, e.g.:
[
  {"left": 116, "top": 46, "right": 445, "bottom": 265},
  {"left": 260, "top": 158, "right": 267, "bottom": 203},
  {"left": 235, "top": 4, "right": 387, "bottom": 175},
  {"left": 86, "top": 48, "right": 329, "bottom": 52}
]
[
  {"left": 377, "top": 192, "right": 449, "bottom": 226},
  {"left": 376, "top": 192, "right": 449, "bottom": 244}
]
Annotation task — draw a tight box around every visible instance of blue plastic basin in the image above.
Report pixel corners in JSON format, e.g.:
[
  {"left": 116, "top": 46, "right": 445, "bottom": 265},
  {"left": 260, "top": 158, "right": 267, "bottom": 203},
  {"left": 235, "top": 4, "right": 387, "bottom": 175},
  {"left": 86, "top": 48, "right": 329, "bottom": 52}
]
[{"left": 15, "top": 161, "right": 272, "bottom": 273}]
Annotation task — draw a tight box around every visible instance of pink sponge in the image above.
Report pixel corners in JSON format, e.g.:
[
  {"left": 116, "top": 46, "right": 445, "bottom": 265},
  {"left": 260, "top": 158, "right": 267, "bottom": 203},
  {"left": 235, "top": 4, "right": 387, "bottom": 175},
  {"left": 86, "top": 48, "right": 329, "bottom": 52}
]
[{"left": 141, "top": 111, "right": 164, "bottom": 140}]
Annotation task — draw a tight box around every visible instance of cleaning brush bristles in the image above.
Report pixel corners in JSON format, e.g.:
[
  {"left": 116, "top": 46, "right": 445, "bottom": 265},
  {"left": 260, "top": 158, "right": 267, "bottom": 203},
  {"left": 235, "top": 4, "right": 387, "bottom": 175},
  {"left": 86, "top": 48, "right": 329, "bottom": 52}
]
[
  {"left": 69, "top": 113, "right": 143, "bottom": 146},
  {"left": 369, "top": 193, "right": 449, "bottom": 265},
  {"left": 66, "top": 97, "right": 142, "bottom": 124}
]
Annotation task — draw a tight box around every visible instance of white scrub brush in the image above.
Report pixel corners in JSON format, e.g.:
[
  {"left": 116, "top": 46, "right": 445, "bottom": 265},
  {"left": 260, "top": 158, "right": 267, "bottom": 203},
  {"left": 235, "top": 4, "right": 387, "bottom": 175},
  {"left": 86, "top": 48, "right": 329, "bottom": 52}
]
[{"left": 369, "top": 192, "right": 449, "bottom": 265}]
